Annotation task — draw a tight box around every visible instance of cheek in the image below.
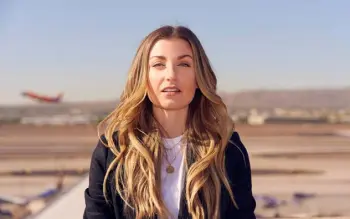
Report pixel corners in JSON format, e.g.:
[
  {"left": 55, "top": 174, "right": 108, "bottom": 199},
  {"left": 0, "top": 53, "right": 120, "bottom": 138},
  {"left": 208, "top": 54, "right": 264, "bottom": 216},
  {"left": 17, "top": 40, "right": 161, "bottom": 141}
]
[
  {"left": 187, "top": 72, "right": 197, "bottom": 89},
  {"left": 147, "top": 71, "right": 164, "bottom": 101},
  {"left": 148, "top": 71, "right": 160, "bottom": 91},
  {"left": 182, "top": 74, "right": 197, "bottom": 94}
]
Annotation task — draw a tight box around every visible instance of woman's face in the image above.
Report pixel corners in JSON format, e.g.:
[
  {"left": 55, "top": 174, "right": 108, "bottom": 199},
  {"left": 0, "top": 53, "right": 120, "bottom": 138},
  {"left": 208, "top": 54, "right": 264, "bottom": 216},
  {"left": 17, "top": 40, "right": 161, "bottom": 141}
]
[{"left": 147, "top": 38, "right": 197, "bottom": 110}]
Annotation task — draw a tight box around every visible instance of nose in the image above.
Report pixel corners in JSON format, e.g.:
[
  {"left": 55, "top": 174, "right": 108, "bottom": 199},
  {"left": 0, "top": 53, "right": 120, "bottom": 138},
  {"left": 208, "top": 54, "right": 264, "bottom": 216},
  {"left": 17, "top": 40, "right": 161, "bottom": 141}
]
[{"left": 165, "top": 64, "right": 176, "bottom": 81}]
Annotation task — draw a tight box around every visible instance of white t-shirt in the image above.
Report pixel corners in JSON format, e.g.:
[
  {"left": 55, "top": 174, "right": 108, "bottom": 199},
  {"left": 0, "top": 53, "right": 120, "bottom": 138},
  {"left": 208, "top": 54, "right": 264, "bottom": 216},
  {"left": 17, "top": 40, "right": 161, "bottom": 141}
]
[{"left": 160, "top": 135, "right": 186, "bottom": 219}]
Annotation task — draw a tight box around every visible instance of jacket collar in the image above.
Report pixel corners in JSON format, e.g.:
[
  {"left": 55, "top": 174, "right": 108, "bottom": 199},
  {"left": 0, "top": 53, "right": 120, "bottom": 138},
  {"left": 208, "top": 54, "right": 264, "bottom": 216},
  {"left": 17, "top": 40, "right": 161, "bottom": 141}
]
[{"left": 177, "top": 145, "right": 195, "bottom": 219}]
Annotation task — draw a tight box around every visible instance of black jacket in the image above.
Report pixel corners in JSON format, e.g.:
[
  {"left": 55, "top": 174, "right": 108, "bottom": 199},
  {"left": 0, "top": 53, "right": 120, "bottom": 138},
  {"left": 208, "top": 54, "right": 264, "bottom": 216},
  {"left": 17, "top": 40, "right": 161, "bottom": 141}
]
[{"left": 83, "top": 131, "right": 256, "bottom": 219}]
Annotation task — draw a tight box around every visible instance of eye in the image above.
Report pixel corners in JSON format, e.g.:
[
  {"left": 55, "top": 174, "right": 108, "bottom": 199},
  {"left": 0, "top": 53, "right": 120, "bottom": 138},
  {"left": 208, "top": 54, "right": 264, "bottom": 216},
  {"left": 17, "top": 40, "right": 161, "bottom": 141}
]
[
  {"left": 152, "top": 63, "right": 165, "bottom": 68},
  {"left": 179, "top": 62, "right": 191, "bottom": 67}
]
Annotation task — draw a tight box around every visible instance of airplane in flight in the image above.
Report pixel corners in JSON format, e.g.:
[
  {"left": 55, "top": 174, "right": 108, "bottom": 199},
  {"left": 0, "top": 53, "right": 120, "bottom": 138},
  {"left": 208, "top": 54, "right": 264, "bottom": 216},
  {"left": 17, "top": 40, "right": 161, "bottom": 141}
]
[{"left": 21, "top": 91, "right": 64, "bottom": 104}]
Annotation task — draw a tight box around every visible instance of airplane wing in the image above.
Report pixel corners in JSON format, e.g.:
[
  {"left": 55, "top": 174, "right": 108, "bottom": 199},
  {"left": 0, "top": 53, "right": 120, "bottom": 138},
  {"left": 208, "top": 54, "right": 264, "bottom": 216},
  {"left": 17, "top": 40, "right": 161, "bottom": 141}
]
[
  {"left": 0, "top": 178, "right": 62, "bottom": 205},
  {"left": 0, "top": 208, "right": 12, "bottom": 217},
  {"left": 0, "top": 194, "right": 27, "bottom": 205},
  {"left": 28, "top": 174, "right": 88, "bottom": 219},
  {"left": 31, "top": 187, "right": 60, "bottom": 200}
]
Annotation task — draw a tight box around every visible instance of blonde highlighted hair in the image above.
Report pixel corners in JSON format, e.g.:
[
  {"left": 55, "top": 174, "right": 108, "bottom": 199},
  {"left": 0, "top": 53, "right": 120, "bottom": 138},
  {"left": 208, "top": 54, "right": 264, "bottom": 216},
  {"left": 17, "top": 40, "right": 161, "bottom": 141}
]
[{"left": 98, "top": 25, "right": 236, "bottom": 219}]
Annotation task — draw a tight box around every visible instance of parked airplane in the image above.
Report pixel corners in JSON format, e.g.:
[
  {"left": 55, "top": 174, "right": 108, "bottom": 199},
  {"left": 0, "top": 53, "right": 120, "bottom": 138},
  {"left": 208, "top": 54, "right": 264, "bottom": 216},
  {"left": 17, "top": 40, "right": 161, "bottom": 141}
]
[
  {"left": 0, "top": 176, "right": 64, "bottom": 217},
  {"left": 21, "top": 91, "right": 63, "bottom": 103},
  {"left": 0, "top": 176, "right": 63, "bottom": 205}
]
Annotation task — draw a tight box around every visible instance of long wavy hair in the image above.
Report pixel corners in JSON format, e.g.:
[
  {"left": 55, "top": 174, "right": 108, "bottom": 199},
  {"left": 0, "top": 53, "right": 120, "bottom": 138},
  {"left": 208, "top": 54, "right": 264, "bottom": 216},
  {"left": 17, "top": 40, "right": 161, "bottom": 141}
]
[{"left": 98, "top": 25, "right": 236, "bottom": 219}]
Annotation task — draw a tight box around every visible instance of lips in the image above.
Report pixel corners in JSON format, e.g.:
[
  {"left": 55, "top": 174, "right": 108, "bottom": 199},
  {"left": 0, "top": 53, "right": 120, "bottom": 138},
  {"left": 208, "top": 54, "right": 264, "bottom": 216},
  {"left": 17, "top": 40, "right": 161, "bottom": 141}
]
[{"left": 161, "top": 86, "right": 181, "bottom": 92}]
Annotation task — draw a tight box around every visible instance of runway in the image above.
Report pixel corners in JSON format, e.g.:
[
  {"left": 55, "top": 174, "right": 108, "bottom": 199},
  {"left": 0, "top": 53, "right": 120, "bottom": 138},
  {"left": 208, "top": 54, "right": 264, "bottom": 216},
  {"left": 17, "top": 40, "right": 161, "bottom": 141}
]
[{"left": 0, "top": 124, "right": 349, "bottom": 218}]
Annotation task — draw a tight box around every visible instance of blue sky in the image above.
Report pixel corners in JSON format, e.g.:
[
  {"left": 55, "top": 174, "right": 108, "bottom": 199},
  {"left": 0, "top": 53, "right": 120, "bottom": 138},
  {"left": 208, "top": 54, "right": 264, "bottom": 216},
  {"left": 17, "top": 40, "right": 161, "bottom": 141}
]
[{"left": 1, "top": 0, "right": 349, "bottom": 105}]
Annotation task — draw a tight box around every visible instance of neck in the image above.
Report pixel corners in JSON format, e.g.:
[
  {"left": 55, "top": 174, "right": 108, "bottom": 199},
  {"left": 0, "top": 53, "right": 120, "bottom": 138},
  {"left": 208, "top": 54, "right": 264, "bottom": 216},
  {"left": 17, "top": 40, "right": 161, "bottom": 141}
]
[{"left": 152, "top": 106, "right": 188, "bottom": 138}]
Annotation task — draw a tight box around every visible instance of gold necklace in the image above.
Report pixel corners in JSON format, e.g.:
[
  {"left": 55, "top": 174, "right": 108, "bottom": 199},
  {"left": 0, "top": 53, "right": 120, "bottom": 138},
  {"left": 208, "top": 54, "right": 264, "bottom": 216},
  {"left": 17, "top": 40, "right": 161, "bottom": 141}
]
[
  {"left": 164, "top": 142, "right": 185, "bottom": 174},
  {"left": 163, "top": 137, "right": 182, "bottom": 151}
]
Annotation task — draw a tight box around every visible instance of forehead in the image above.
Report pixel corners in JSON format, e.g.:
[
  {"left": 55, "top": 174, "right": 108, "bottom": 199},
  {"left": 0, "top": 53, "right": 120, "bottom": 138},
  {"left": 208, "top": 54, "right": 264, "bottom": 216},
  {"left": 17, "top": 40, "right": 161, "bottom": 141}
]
[{"left": 149, "top": 38, "right": 193, "bottom": 58}]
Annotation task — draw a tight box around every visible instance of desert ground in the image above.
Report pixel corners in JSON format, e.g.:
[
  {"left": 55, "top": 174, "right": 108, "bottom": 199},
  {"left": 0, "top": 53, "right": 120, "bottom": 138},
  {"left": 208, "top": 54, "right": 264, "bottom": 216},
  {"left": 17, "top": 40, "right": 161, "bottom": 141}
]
[{"left": 0, "top": 123, "right": 349, "bottom": 219}]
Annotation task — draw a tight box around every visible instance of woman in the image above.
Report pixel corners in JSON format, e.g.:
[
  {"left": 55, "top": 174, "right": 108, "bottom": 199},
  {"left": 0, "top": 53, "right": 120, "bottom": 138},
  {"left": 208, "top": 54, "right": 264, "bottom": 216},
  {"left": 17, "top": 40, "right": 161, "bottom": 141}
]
[{"left": 84, "top": 25, "right": 256, "bottom": 219}]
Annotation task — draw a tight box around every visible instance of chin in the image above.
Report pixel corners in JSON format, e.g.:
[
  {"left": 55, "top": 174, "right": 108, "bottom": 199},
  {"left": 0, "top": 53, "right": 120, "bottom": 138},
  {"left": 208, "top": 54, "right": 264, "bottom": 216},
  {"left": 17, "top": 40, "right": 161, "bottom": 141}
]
[
  {"left": 157, "top": 102, "right": 189, "bottom": 111},
  {"left": 160, "top": 105, "right": 187, "bottom": 111}
]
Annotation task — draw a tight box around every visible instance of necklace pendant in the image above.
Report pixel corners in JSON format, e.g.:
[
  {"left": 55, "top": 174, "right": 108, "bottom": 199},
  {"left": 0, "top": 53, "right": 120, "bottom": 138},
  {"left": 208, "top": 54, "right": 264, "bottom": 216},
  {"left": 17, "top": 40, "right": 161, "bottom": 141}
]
[{"left": 166, "top": 165, "right": 175, "bottom": 174}]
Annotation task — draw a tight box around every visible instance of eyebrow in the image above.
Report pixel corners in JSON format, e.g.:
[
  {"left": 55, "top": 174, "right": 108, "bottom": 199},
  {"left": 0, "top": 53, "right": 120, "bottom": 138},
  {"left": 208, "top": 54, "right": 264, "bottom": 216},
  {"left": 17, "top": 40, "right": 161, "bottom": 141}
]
[{"left": 150, "top": 54, "right": 193, "bottom": 60}]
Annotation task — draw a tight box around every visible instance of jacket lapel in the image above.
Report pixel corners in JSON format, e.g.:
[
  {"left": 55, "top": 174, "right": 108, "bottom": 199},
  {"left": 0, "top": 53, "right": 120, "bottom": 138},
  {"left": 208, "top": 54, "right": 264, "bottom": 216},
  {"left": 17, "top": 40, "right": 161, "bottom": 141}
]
[
  {"left": 177, "top": 184, "right": 188, "bottom": 218},
  {"left": 177, "top": 146, "right": 195, "bottom": 218}
]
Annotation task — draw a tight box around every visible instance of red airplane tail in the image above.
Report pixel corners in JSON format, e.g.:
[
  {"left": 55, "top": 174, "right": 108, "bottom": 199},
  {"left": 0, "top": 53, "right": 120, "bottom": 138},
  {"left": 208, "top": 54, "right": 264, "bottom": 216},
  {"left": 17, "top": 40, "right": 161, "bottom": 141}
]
[{"left": 56, "top": 93, "right": 64, "bottom": 101}]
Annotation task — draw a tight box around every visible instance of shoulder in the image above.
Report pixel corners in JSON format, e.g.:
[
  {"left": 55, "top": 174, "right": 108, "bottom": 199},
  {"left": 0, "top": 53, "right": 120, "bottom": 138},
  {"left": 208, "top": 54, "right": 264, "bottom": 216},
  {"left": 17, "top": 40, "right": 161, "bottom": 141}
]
[
  {"left": 225, "top": 131, "right": 251, "bottom": 169},
  {"left": 90, "top": 132, "right": 118, "bottom": 171},
  {"left": 84, "top": 132, "right": 119, "bottom": 218},
  {"left": 224, "top": 131, "right": 256, "bottom": 218}
]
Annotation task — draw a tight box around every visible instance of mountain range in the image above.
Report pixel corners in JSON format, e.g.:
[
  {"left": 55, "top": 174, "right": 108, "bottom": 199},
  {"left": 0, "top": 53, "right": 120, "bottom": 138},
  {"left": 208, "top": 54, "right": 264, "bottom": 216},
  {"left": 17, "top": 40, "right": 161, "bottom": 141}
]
[{"left": 220, "top": 87, "right": 350, "bottom": 110}]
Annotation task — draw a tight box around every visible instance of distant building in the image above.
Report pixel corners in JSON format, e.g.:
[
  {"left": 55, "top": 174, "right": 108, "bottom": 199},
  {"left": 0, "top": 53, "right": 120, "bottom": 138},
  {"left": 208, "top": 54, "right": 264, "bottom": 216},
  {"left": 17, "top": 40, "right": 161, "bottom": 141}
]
[
  {"left": 339, "top": 115, "right": 350, "bottom": 124},
  {"left": 20, "top": 114, "right": 97, "bottom": 126},
  {"left": 247, "top": 114, "right": 266, "bottom": 125},
  {"left": 246, "top": 109, "right": 267, "bottom": 125},
  {"left": 264, "top": 116, "right": 327, "bottom": 124}
]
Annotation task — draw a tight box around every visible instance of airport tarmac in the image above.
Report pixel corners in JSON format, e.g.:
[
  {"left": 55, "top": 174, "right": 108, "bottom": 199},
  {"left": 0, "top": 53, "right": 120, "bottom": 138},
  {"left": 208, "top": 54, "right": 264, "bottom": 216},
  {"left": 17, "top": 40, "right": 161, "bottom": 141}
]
[{"left": 0, "top": 124, "right": 349, "bottom": 218}]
